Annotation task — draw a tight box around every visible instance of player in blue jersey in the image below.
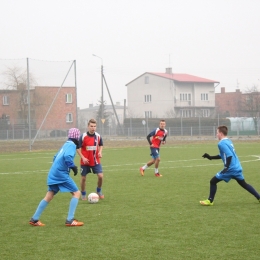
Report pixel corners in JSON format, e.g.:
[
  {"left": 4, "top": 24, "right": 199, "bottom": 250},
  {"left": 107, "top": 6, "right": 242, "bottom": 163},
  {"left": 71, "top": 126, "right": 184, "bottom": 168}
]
[
  {"left": 140, "top": 119, "right": 167, "bottom": 177},
  {"left": 29, "top": 128, "right": 84, "bottom": 226},
  {"left": 200, "top": 125, "right": 260, "bottom": 206}
]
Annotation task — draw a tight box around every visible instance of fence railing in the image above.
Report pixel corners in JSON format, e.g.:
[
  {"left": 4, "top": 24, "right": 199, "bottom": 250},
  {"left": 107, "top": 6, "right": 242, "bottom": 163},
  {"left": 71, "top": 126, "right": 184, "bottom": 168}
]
[{"left": 0, "top": 126, "right": 259, "bottom": 140}]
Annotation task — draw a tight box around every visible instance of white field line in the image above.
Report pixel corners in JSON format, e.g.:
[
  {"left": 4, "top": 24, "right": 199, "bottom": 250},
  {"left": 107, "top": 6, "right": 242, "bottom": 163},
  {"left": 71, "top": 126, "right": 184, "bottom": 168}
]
[
  {"left": 0, "top": 156, "right": 53, "bottom": 161},
  {"left": 0, "top": 155, "right": 259, "bottom": 175}
]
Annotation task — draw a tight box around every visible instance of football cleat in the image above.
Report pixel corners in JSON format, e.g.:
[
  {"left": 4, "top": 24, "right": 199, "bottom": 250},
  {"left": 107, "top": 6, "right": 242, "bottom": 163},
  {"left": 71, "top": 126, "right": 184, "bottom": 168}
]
[
  {"left": 200, "top": 199, "right": 214, "bottom": 206},
  {"left": 29, "top": 218, "right": 45, "bottom": 226},
  {"left": 97, "top": 192, "right": 104, "bottom": 199},
  {"left": 81, "top": 195, "right": 87, "bottom": 200},
  {"left": 65, "top": 219, "right": 84, "bottom": 226},
  {"left": 139, "top": 167, "right": 144, "bottom": 176},
  {"left": 155, "top": 173, "right": 162, "bottom": 177}
]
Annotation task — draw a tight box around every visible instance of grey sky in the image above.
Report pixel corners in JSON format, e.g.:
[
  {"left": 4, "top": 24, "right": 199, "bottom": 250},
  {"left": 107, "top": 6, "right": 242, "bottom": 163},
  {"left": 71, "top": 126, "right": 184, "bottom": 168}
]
[{"left": 1, "top": 0, "right": 260, "bottom": 109}]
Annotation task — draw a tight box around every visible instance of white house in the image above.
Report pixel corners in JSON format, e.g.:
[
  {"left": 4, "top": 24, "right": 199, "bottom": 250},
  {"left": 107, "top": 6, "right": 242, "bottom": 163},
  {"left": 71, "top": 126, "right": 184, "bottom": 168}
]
[{"left": 126, "top": 68, "right": 219, "bottom": 118}]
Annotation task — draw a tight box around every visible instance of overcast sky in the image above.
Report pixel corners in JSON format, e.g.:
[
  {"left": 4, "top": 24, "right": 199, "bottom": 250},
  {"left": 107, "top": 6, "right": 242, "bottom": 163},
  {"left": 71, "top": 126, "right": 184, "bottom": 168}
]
[{"left": 1, "top": 0, "right": 260, "bottom": 109}]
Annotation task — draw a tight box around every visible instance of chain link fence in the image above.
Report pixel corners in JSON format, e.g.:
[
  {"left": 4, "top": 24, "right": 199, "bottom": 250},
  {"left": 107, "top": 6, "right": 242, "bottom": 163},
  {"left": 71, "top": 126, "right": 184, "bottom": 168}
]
[{"left": 0, "top": 118, "right": 259, "bottom": 140}]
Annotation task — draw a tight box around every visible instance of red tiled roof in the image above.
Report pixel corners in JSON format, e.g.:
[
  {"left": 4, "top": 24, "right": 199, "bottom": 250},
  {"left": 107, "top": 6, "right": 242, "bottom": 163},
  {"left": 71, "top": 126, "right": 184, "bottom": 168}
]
[{"left": 149, "top": 72, "right": 219, "bottom": 83}]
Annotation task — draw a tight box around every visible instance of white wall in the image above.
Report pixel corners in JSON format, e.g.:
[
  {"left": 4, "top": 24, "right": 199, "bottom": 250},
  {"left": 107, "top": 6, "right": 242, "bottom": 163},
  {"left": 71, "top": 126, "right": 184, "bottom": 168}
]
[
  {"left": 127, "top": 73, "right": 175, "bottom": 118},
  {"left": 127, "top": 73, "right": 216, "bottom": 118}
]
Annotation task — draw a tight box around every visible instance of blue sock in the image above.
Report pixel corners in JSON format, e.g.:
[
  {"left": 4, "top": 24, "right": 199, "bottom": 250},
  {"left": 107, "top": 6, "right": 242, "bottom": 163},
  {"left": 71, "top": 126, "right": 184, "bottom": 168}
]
[
  {"left": 97, "top": 187, "right": 101, "bottom": 193},
  {"left": 81, "top": 191, "right": 86, "bottom": 196},
  {"left": 32, "top": 200, "right": 48, "bottom": 220},
  {"left": 67, "top": 197, "right": 79, "bottom": 221}
]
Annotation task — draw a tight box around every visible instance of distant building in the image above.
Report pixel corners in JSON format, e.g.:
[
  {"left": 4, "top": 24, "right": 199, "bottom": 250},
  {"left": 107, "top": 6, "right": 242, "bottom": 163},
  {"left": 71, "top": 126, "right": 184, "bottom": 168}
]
[
  {"left": 215, "top": 87, "right": 260, "bottom": 118},
  {"left": 215, "top": 87, "right": 242, "bottom": 117},
  {"left": 126, "top": 68, "right": 219, "bottom": 118},
  {"left": 0, "top": 85, "right": 77, "bottom": 132},
  {"left": 78, "top": 101, "right": 127, "bottom": 129}
]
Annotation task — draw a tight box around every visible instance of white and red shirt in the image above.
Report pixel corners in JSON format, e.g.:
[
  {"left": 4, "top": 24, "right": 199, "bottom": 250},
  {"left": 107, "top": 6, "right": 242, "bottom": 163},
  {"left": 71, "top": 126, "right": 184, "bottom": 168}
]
[
  {"left": 147, "top": 128, "right": 168, "bottom": 148},
  {"left": 79, "top": 132, "right": 103, "bottom": 166}
]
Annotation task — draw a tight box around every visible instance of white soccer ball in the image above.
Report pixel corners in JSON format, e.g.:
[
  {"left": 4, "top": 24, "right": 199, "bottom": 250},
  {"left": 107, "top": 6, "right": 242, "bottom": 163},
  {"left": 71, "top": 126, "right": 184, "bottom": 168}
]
[{"left": 88, "top": 192, "right": 99, "bottom": 204}]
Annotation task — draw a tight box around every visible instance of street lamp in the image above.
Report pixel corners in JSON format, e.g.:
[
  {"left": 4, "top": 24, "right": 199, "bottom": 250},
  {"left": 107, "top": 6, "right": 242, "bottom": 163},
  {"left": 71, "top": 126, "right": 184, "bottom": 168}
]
[{"left": 92, "top": 54, "right": 104, "bottom": 132}]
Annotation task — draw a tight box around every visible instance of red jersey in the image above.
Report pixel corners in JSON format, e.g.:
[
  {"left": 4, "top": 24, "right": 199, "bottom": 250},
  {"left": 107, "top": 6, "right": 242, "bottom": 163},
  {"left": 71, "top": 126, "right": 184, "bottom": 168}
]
[
  {"left": 79, "top": 132, "right": 103, "bottom": 166},
  {"left": 147, "top": 128, "right": 167, "bottom": 148}
]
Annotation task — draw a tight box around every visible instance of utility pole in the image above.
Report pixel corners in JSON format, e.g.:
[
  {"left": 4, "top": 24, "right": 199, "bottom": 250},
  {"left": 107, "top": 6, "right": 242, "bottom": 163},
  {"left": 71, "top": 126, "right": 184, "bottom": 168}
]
[
  {"left": 93, "top": 54, "right": 104, "bottom": 134},
  {"left": 101, "top": 63, "right": 104, "bottom": 125}
]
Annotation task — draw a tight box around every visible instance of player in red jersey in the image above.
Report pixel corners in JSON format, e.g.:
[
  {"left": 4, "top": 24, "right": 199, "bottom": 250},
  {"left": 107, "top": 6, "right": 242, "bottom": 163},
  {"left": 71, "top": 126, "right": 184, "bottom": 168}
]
[
  {"left": 140, "top": 119, "right": 167, "bottom": 177},
  {"left": 77, "top": 119, "right": 104, "bottom": 200}
]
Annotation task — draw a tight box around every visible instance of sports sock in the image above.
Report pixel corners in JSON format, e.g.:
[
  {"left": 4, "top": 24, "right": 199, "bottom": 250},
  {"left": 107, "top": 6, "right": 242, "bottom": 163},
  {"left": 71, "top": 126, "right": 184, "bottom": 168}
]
[
  {"left": 67, "top": 197, "right": 79, "bottom": 221},
  {"left": 32, "top": 199, "right": 48, "bottom": 220},
  {"left": 143, "top": 165, "right": 148, "bottom": 170},
  {"left": 245, "top": 184, "right": 260, "bottom": 199},
  {"left": 97, "top": 187, "right": 101, "bottom": 193},
  {"left": 237, "top": 180, "right": 260, "bottom": 199},
  {"left": 81, "top": 191, "right": 86, "bottom": 196},
  {"left": 208, "top": 184, "right": 217, "bottom": 203},
  {"left": 155, "top": 168, "right": 159, "bottom": 174}
]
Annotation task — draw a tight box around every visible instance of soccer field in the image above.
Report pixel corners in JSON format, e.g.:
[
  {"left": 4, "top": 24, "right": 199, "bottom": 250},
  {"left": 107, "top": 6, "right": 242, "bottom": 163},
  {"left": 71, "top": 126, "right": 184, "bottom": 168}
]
[{"left": 1, "top": 141, "right": 260, "bottom": 260}]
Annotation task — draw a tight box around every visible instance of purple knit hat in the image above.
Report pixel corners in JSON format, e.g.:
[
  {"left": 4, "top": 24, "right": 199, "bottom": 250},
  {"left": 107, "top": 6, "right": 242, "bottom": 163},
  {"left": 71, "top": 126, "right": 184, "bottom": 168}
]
[{"left": 68, "top": 128, "right": 80, "bottom": 140}]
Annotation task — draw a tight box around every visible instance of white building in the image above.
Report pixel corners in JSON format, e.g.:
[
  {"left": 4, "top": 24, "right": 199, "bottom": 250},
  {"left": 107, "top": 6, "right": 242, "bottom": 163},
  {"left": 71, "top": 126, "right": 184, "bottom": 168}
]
[
  {"left": 78, "top": 102, "right": 126, "bottom": 129},
  {"left": 126, "top": 68, "right": 219, "bottom": 118}
]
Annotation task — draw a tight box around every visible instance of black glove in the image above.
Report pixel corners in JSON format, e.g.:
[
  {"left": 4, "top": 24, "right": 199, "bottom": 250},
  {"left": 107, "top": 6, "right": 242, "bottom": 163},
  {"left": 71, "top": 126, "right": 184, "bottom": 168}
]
[
  {"left": 71, "top": 166, "right": 78, "bottom": 176},
  {"left": 221, "top": 167, "right": 228, "bottom": 174},
  {"left": 202, "top": 153, "right": 211, "bottom": 160}
]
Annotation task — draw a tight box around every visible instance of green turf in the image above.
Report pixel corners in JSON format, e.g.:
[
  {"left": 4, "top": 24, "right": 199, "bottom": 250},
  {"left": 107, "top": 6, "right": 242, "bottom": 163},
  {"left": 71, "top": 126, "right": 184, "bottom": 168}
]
[{"left": 0, "top": 141, "right": 260, "bottom": 260}]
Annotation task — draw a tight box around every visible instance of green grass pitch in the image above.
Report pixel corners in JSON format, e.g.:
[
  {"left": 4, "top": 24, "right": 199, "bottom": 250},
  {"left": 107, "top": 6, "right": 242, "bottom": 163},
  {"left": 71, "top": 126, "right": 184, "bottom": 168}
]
[{"left": 0, "top": 141, "right": 260, "bottom": 260}]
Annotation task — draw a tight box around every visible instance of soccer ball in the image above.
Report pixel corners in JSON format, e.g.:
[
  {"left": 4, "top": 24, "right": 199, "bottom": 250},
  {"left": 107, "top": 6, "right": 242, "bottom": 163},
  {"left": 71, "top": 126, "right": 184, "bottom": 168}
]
[{"left": 88, "top": 192, "right": 99, "bottom": 204}]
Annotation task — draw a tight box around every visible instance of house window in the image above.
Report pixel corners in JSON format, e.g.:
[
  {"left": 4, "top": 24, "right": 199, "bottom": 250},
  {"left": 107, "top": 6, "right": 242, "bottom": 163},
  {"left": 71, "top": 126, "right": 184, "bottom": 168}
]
[
  {"left": 145, "top": 76, "right": 149, "bottom": 84},
  {"left": 201, "top": 109, "right": 210, "bottom": 117},
  {"left": 66, "top": 113, "right": 73, "bottom": 122},
  {"left": 181, "top": 109, "right": 192, "bottom": 118},
  {"left": 201, "top": 93, "right": 208, "bottom": 101},
  {"left": 144, "top": 95, "right": 152, "bottom": 102},
  {"left": 245, "top": 95, "right": 252, "bottom": 105},
  {"left": 6, "top": 114, "right": 10, "bottom": 124},
  {"left": 66, "top": 93, "right": 72, "bottom": 103},
  {"left": 145, "top": 111, "right": 152, "bottom": 118},
  {"left": 3, "top": 95, "right": 9, "bottom": 105},
  {"left": 23, "top": 94, "right": 28, "bottom": 104},
  {"left": 180, "top": 93, "right": 191, "bottom": 101}
]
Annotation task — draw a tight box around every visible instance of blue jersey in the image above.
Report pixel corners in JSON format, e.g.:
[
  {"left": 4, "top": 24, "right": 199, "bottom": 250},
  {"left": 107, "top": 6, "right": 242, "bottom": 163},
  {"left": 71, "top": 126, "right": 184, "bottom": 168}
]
[
  {"left": 218, "top": 138, "right": 242, "bottom": 172},
  {"left": 47, "top": 140, "right": 77, "bottom": 185}
]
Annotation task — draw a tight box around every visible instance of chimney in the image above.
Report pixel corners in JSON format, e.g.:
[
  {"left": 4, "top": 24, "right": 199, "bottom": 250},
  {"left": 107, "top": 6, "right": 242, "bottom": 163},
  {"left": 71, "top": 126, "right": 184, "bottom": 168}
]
[
  {"left": 165, "top": 68, "right": 172, "bottom": 74},
  {"left": 221, "top": 87, "right": 225, "bottom": 94}
]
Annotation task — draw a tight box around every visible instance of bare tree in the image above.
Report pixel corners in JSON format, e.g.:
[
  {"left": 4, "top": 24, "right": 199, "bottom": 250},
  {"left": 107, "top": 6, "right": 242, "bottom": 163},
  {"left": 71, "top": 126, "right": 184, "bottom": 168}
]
[
  {"left": 126, "top": 109, "right": 143, "bottom": 118},
  {"left": 1, "top": 66, "right": 37, "bottom": 90},
  {"left": 240, "top": 86, "right": 260, "bottom": 133},
  {"left": 1, "top": 66, "right": 38, "bottom": 125},
  {"left": 164, "top": 108, "right": 176, "bottom": 118}
]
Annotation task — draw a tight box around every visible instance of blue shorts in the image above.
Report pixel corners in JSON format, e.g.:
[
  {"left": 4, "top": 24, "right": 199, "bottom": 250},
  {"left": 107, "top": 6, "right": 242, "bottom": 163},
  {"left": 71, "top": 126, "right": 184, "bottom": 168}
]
[
  {"left": 150, "top": 148, "right": 160, "bottom": 159},
  {"left": 81, "top": 164, "right": 103, "bottom": 176},
  {"left": 48, "top": 178, "right": 79, "bottom": 195},
  {"left": 215, "top": 169, "right": 244, "bottom": 183}
]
